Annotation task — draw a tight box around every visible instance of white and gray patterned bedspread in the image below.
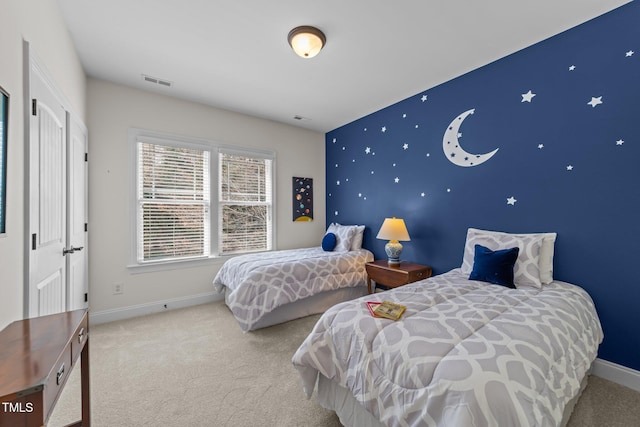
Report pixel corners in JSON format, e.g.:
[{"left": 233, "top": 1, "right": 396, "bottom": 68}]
[
  {"left": 213, "top": 247, "right": 373, "bottom": 332},
  {"left": 292, "top": 268, "right": 603, "bottom": 427}
]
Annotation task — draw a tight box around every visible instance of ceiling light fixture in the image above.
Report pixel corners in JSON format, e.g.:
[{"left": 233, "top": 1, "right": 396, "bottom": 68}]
[{"left": 288, "top": 26, "right": 326, "bottom": 59}]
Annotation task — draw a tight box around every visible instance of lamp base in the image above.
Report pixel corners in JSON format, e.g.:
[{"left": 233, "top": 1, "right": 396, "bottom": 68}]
[{"left": 385, "top": 240, "right": 403, "bottom": 266}]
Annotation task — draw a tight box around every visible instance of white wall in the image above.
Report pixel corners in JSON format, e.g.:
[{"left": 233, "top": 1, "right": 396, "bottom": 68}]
[
  {"left": 0, "top": 0, "right": 86, "bottom": 329},
  {"left": 87, "top": 78, "right": 325, "bottom": 314}
]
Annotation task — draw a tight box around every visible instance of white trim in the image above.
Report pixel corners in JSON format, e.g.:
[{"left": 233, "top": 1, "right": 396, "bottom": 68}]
[
  {"left": 89, "top": 291, "right": 223, "bottom": 325},
  {"left": 127, "top": 255, "right": 227, "bottom": 274},
  {"left": 592, "top": 358, "right": 640, "bottom": 392},
  {"left": 128, "top": 127, "right": 276, "bottom": 270}
]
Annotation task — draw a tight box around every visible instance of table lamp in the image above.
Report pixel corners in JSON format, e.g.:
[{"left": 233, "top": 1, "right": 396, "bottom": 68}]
[{"left": 376, "top": 217, "right": 411, "bottom": 266}]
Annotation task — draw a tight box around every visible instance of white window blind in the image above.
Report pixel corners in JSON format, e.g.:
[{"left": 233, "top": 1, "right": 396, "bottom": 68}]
[
  {"left": 137, "top": 141, "right": 210, "bottom": 262},
  {"left": 219, "top": 151, "right": 273, "bottom": 255}
]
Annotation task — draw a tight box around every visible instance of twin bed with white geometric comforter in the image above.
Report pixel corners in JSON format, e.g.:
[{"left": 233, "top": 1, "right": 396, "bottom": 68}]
[
  {"left": 292, "top": 228, "right": 604, "bottom": 426},
  {"left": 213, "top": 246, "right": 373, "bottom": 332}
]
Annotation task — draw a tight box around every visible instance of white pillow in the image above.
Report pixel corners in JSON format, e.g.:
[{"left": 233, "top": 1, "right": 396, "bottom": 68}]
[
  {"left": 349, "top": 225, "right": 365, "bottom": 250},
  {"left": 326, "top": 223, "right": 356, "bottom": 252},
  {"left": 461, "top": 228, "right": 548, "bottom": 289},
  {"left": 539, "top": 233, "right": 557, "bottom": 284},
  {"left": 327, "top": 223, "right": 365, "bottom": 251}
]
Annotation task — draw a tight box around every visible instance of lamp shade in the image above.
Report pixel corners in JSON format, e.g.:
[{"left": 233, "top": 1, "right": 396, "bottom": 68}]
[
  {"left": 288, "top": 26, "right": 326, "bottom": 58},
  {"left": 376, "top": 218, "right": 410, "bottom": 241}
]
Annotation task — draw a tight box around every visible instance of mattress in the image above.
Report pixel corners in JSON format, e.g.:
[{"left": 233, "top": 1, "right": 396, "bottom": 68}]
[{"left": 292, "top": 268, "right": 603, "bottom": 426}]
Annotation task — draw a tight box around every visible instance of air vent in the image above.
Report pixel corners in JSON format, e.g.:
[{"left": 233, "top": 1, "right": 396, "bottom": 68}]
[{"left": 141, "top": 74, "right": 173, "bottom": 88}]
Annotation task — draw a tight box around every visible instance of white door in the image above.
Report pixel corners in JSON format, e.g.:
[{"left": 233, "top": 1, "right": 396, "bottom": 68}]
[
  {"left": 28, "top": 65, "right": 67, "bottom": 317},
  {"left": 67, "top": 113, "right": 89, "bottom": 310}
]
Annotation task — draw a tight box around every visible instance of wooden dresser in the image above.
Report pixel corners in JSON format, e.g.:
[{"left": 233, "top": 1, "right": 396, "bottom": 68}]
[{"left": 0, "top": 309, "right": 90, "bottom": 427}]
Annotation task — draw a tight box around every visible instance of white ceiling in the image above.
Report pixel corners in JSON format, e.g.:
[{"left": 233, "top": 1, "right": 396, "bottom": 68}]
[{"left": 55, "top": 0, "right": 630, "bottom": 133}]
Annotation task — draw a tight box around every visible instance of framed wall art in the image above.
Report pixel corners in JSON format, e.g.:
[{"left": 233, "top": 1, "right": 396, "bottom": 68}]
[{"left": 292, "top": 177, "right": 313, "bottom": 222}]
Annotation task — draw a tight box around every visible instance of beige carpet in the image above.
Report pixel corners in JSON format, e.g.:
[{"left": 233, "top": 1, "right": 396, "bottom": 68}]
[{"left": 49, "top": 301, "right": 640, "bottom": 427}]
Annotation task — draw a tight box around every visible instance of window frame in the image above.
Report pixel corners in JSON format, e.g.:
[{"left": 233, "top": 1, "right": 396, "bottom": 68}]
[
  {"left": 218, "top": 148, "right": 274, "bottom": 256},
  {"left": 128, "top": 128, "right": 276, "bottom": 272}
]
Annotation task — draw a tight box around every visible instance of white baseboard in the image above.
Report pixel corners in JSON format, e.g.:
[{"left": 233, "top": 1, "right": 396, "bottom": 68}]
[
  {"left": 592, "top": 358, "right": 640, "bottom": 392},
  {"left": 89, "top": 291, "right": 223, "bottom": 325}
]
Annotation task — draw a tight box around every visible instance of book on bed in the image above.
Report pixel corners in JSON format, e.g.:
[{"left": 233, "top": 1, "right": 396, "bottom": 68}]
[
  {"left": 372, "top": 301, "right": 406, "bottom": 320},
  {"left": 366, "top": 301, "right": 382, "bottom": 317}
]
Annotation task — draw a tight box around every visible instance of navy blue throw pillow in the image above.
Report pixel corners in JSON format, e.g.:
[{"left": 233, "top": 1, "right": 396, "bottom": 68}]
[
  {"left": 469, "top": 244, "right": 519, "bottom": 288},
  {"left": 322, "top": 232, "right": 337, "bottom": 251}
]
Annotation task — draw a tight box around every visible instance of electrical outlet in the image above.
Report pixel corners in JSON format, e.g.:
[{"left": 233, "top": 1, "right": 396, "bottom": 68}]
[{"left": 113, "top": 282, "right": 124, "bottom": 295}]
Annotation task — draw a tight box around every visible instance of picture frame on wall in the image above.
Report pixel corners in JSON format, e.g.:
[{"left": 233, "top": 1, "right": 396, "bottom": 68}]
[
  {"left": 292, "top": 177, "right": 313, "bottom": 222},
  {"left": 0, "top": 85, "right": 8, "bottom": 235}
]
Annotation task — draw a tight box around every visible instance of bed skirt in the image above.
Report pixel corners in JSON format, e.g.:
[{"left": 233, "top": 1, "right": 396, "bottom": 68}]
[
  {"left": 224, "top": 285, "right": 367, "bottom": 331},
  {"left": 316, "top": 369, "right": 592, "bottom": 427}
]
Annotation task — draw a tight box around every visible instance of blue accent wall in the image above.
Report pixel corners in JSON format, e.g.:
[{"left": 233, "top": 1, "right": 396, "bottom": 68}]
[{"left": 326, "top": 2, "right": 639, "bottom": 370}]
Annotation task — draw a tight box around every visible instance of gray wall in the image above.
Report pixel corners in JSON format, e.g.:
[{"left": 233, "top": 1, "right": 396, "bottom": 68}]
[{"left": 87, "top": 79, "right": 325, "bottom": 315}]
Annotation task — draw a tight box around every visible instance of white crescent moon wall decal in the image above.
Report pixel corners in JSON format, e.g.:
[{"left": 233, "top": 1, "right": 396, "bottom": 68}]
[{"left": 442, "top": 109, "right": 499, "bottom": 167}]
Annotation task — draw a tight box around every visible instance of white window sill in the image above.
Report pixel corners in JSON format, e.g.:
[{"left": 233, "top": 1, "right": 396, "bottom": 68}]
[{"left": 127, "top": 256, "right": 229, "bottom": 274}]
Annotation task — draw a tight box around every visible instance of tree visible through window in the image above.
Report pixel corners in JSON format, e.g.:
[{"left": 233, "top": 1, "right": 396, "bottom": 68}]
[
  {"left": 137, "top": 142, "right": 210, "bottom": 262},
  {"left": 219, "top": 152, "right": 272, "bottom": 254},
  {"left": 133, "top": 131, "right": 274, "bottom": 266}
]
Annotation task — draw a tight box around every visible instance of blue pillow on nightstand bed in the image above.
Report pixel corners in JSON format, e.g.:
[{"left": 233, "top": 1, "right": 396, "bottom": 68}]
[
  {"left": 469, "top": 244, "right": 519, "bottom": 288},
  {"left": 322, "top": 232, "right": 337, "bottom": 251}
]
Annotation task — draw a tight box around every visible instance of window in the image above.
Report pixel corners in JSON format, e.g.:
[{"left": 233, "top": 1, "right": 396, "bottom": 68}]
[
  {"left": 131, "top": 129, "right": 274, "bottom": 268},
  {"left": 219, "top": 151, "right": 273, "bottom": 255},
  {"left": 136, "top": 141, "right": 210, "bottom": 262}
]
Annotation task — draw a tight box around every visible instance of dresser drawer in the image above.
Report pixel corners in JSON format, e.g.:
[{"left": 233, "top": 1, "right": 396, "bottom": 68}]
[
  {"left": 408, "top": 269, "right": 430, "bottom": 282},
  {"left": 44, "top": 344, "right": 71, "bottom": 420},
  {"left": 71, "top": 312, "right": 88, "bottom": 362}
]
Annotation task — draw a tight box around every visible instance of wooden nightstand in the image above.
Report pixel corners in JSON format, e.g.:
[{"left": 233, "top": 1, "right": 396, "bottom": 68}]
[{"left": 365, "top": 260, "right": 432, "bottom": 294}]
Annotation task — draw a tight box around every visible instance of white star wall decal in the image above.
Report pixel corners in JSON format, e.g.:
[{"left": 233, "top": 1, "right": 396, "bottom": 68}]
[
  {"left": 365, "top": 147, "right": 371, "bottom": 154},
  {"left": 569, "top": 65, "right": 576, "bottom": 71},
  {"left": 588, "top": 96, "right": 603, "bottom": 107},
  {"left": 567, "top": 165, "right": 574, "bottom": 171},
  {"left": 507, "top": 196, "right": 517, "bottom": 205},
  {"left": 403, "top": 143, "right": 409, "bottom": 150},
  {"left": 616, "top": 139, "right": 624, "bottom": 146},
  {"left": 421, "top": 95, "right": 428, "bottom": 102},
  {"left": 381, "top": 126, "right": 387, "bottom": 132},
  {"left": 394, "top": 177, "right": 400, "bottom": 183},
  {"left": 626, "top": 50, "right": 634, "bottom": 57},
  {"left": 538, "top": 144, "right": 544, "bottom": 149},
  {"left": 521, "top": 90, "right": 536, "bottom": 102}
]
